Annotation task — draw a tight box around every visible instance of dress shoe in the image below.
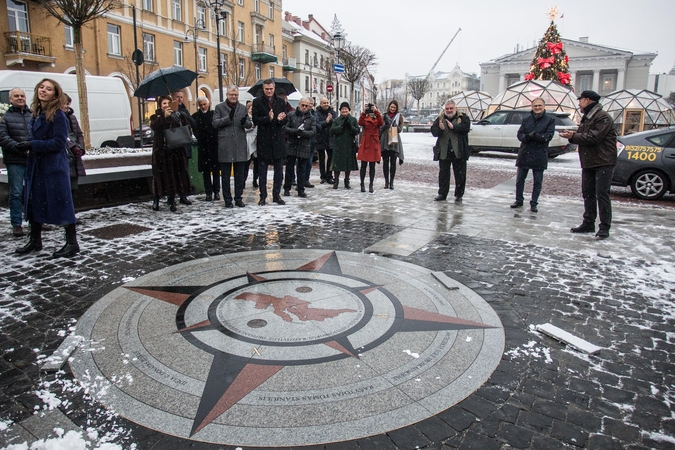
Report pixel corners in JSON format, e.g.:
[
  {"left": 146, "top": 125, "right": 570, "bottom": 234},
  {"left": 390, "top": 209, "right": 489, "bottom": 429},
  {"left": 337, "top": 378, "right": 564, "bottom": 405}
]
[
  {"left": 360, "top": 183, "right": 366, "bottom": 192},
  {"left": 510, "top": 202, "right": 523, "bottom": 208},
  {"left": 305, "top": 182, "right": 314, "bottom": 188},
  {"left": 152, "top": 199, "right": 160, "bottom": 211},
  {"left": 252, "top": 180, "right": 259, "bottom": 189},
  {"left": 169, "top": 204, "right": 177, "bottom": 212},
  {"left": 283, "top": 189, "right": 291, "bottom": 197},
  {"left": 179, "top": 196, "right": 192, "bottom": 205},
  {"left": 204, "top": 194, "right": 213, "bottom": 201},
  {"left": 235, "top": 200, "right": 246, "bottom": 207},
  {"left": 434, "top": 195, "right": 446, "bottom": 201},
  {"left": 225, "top": 201, "right": 234, "bottom": 208},
  {"left": 455, "top": 197, "right": 462, "bottom": 203},
  {"left": 298, "top": 192, "right": 307, "bottom": 198},
  {"left": 273, "top": 196, "right": 286, "bottom": 205},
  {"left": 571, "top": 223, "right": 595, "bottom": 233},
  {"left": 214, "top": 193, "right": 220, "bottom": 201},
  {"left": 530, "top": 205, "right": 538, "bottom": 213},
  {"left": 258, "top": 198, "right": 266, "bottom": 206},
  {"left": 596, "top": 229, "right": 609, "bottom": 239},
  {"left": 326, "top": 177, "right": 335, "bottom": 184},
  {"left": 320, "top": 178, "right": 327, "bottom": 184},
  {"left": 13, "top": 226, "right": 24, "bottom": 237}
]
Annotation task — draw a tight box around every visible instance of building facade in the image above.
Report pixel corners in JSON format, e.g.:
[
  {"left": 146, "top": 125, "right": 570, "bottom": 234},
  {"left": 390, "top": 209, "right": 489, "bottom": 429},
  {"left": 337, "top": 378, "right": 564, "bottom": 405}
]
[
  {"left": 480, "top": 38, "right": 657, "bottom": 98},
  {"left": 405, "top": 64, "right": 480, "bottom": 111},
  {"left": 1, "top": 0, "right": 284, "bottom": 126}
]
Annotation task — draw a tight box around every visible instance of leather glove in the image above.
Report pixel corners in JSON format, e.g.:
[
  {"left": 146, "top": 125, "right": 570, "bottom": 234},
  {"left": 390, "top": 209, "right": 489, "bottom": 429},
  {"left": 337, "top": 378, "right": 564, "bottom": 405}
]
[
  {"left": 240, "top": 115, "right": 248, "bottom": 126},
  {"left": 71, "top": 146, "right": 83, "bottom": 158},
  {"left": 229, "top": 108, "right": 236, "bottom": 120},
  {"left": 15, "top": 141, "right": 31, "bottom": 151}
]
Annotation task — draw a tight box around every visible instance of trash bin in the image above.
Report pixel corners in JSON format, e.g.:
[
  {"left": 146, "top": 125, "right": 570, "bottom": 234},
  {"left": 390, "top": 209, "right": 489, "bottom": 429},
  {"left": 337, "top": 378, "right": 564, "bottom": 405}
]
[{"left": 187, "top": 144, "right": 204, "bottom": 194}]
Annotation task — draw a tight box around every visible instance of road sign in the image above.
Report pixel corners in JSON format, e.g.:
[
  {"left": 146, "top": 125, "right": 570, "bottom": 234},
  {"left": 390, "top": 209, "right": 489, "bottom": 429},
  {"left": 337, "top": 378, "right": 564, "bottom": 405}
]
[
  {"left": 326, "top": 84, "right": 334, "bottom": 93},
  {"left": 333, "top": 63, "right": 344, "bottom": 73}
]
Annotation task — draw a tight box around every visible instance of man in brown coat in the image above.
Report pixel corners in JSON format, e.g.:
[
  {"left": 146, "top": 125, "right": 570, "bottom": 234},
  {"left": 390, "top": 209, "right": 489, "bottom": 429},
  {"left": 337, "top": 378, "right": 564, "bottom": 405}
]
[{"left": 559, "top": 90, "right": 617, "bottom": 239}]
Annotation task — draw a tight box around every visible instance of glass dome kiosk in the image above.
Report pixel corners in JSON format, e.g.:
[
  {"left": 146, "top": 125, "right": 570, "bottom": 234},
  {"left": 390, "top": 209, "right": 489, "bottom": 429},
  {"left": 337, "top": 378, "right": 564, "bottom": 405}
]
[
  {"left": 449, "top": 90, "right": 492, "bottom": 121},
  {"left": 600, "top": 89, "right": 675, "bottom": 136},
  {"left": 486, "top": 80, "right": 581, "bottom": 123}
]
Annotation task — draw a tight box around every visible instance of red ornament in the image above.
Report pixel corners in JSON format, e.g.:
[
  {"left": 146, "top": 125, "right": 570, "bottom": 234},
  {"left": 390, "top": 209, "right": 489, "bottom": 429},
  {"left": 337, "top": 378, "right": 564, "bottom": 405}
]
[
  {"left": 564, "top": 55, "right": 569, "bottom": 63},
  {"left": 525, "top": 73, "right": 535, "bottom": 81},
  {"left": 557, "top": 72, "right": 571, "bottom": 85},
  {"left": 546, "top": 42, "right": 564, "bottom": 55}
]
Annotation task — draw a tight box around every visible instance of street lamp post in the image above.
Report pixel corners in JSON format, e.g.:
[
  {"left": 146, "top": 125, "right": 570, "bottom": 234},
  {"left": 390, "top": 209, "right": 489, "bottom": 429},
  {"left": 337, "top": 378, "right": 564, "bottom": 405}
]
[
  {"left": 185, "top": 17, "right": 206, "bottom": 104},
  {"left": 200, "top": 0, "right": 228, "bottom": 103},
  {"left": 330, "top": 15, "right": 346, "bottom": 112}
]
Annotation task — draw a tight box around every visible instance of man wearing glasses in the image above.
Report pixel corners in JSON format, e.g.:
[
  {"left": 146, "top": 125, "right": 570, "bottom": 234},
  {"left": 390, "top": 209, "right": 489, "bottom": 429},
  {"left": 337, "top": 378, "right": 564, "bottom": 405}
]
[{"left": 283, "top": 98, "right": 316, "bottom": 198}]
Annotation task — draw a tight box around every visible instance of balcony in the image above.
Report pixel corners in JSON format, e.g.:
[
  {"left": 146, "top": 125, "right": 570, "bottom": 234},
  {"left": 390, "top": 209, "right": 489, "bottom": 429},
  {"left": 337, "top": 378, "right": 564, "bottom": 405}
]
[
  {"left": 251, "top": 43, "right": 277, "bottom": 63},
  {"left": 282, "top": 57, "right": 298, "bottom": 72},
  {"left": 4, "top": 31, "right": 56, "bottom": 67}
]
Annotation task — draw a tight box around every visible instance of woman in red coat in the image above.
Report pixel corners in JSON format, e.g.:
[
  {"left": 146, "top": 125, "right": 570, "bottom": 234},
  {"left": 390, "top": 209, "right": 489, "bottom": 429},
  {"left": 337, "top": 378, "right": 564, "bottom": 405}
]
[{"left": 357, "top": 103, "right": 384, "bottom": 192}]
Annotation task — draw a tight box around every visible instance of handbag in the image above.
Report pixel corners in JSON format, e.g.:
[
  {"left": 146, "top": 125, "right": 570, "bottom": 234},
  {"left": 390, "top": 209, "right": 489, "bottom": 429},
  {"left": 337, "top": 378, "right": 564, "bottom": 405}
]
[{"left": 164, "top": 125, "right": 192, "bottom": 150}]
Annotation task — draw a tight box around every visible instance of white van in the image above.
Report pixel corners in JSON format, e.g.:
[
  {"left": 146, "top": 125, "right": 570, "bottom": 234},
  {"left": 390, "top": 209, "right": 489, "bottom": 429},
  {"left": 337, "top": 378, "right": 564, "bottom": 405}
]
[{"left": 0, "top": 71, "right": 132, "bottom": 148}]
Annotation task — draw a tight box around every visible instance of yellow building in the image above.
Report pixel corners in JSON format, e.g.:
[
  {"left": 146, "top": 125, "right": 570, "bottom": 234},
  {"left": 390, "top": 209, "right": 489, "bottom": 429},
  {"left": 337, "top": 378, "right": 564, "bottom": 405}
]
[{"left": 1, "top": 0, "right": 285, "bottom": 127}]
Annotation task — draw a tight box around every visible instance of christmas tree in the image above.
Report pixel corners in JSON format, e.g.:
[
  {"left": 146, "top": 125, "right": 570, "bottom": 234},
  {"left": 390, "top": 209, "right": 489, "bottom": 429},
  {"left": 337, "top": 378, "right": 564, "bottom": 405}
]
[{"left": 524, "top": 9, "right": 571, "bottom": 86}]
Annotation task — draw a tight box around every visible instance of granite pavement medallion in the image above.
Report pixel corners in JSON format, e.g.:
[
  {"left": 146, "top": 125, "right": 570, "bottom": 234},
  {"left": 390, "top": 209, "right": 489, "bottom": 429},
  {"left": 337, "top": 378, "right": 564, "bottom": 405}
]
[{"left": 70, "top": 250, "right": 505, "bottom": 447}]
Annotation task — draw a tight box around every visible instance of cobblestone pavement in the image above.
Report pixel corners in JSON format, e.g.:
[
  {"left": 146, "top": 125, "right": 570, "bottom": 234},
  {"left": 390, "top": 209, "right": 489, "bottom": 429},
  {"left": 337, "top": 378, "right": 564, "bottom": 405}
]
[{"left": 0, "top": 175, "right": 674, "bottom": 449}]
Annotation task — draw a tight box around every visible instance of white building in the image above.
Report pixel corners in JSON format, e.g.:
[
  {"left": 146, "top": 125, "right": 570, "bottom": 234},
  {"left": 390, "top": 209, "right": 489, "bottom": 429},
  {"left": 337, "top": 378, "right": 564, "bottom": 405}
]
[
  {"left": 405, "top": 64, "right": 480, "bottom": 110},
  {"left": 480, "top": 38, "right": 656, "bottom": 98},
  {"left": 648, "top": 63, "right": 675, "bottom": 103}
]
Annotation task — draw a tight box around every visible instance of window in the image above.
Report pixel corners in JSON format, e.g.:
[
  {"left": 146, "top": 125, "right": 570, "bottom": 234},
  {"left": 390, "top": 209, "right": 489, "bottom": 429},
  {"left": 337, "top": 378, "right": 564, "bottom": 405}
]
[
  {"left": 198, "top": 48, "right": 207, "bottom": 72},
  {"left": 238, "top": 0, "right": 243, "bottom": 5},
  {"left": 143, "top": 33, "right": 155, "bottom": 61},
  {"left": 304, "top": 50, "right": 309, "bottom": 64},
  {"left": 197, "top": 6, "right": 206, "bottom": 26},
  {"left": 107, "top": 24, "right": 121, "bottom": 55},
  {"left": 220, "top": 53, "right": 228, "bottom": 79},
  {"left": 239, "top": 58, "right": 245, "bottom": 80},
  {"left": 269, "top": 34, "right": 274, "bottom": 48},
  {"left": 579, "top": 75, "right": 591, "bottom": 91},
  {"left": 174, "top": 41, "right": 183, "bottom": 66},
  {"left": 282, "top": 44, "right": 287, "bottom": 59},
  {"left": 602, "top": 75, "right": 615, "bottom": 92},
  {"left": 647, "top": 132, "right": 675, "bottom": 147},
  {"left": 313, "top": 52, "right": 318, "bottom": 67},
  {"left": 507, "top": 111, "right": 529, "bottom": 125},
  {"left": 485, "top": 111, "right": 509, "bottom": 125},
  {"left": 172, "top": 0, "right": 181, "bottom": 21},
  {"left": 305, "top": 76, "right": 309, "bottom": 91},
  {"left": 268, "top": 2, "right": 274, "bottom": 19},
  {"left": 320, "top": 55, "right": 324, "bottom": 69},
  {"left": 238, "top": 22, "right": 244, "bottom": 43},
  {"left": 254, "top": 26, "right": 261, "bottom": 44},
  {"left": 255, "top": 63, "right": 261, "bottom": 79},
  {"left": 269, "top": 67, "right": 274, "bottom": 78},
  {"left": 64, "top": 25, "right": 74, "bottom": 48},
  {"left": 219, "top": 17, "right": 227, "bottom": 36},
  {"left": 7, "top": 0, "right": 29, "bottom": 32},
  {"left": 254, "top": 0, "right": 259, "bottom": 13},
  {"left": 142, "top": 0, "right": 153, "bottom": 12}
]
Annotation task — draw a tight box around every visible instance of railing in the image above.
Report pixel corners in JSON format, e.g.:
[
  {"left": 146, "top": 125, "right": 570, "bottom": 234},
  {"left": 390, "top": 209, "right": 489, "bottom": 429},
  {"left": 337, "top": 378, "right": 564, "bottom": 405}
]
[
  {"left": 4, "top": 31, "right": 52, "bottom": 57},
  {"left": 282, "top": 57, "right": 296, "bottom": 69},
  {"left": 252, "top": 43, "right": 275, "bottom": 55}
]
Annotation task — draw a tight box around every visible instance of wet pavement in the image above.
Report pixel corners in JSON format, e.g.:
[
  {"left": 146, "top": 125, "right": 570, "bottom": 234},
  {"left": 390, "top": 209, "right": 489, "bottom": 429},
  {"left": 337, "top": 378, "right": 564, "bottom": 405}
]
[{"left": 1, "top": 173, "right": 674, "bottom": 449}]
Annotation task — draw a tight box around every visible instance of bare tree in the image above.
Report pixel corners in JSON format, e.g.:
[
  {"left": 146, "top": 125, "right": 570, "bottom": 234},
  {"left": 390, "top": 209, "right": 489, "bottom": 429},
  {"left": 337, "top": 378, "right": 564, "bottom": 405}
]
[
  {"left": 340, "top": 44, "right": 377, "bottom": 110},
  {"left": 116, "top": 55, "right": 158, "bottom": 121},
  {"left": 39, "top": 0, "right": 117, "bottom": 148},
  {"left": 407, "top": 78, "right": 430, "bottom": 122}
]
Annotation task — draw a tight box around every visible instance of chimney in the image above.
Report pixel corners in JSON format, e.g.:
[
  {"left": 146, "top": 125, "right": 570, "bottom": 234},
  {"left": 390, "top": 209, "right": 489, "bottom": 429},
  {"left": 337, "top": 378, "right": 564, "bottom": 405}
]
[
  {"left": 284, "top": 11, "right": 292, "bottom": 21},
  {"left": 308, "top": 14, "right": 313, "bottom": 20},
  {"left": 579, "top": 36, "right": 589, "bottom": 43}
]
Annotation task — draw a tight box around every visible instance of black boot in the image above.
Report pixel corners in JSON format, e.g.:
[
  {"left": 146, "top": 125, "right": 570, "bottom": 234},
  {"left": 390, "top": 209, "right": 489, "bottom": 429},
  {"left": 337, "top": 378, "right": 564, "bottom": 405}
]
[
  {"left": 344, "top": 178, "right": 351, "bottom": 189},
  {"left": 361, "top": 182, "right": 366, "bottom": 192},
  {"left": 168, "top": 196, "right": 177, "bottom": 212},
  {"left": 333, "top": 176, "right": 339, "bottom": 189},
  {"left": 369, "top": 183, "right": 374, "bottom": 193},
  {"left": 383, "top": 162, "right": 390, "bottom": 189},
  {"left": 16, "top": 221, "right": 43, "bottom": 254},
  {"left": 152, "top": 197, "right": 160, "bottom": 211},
  {"left": 53, "top": 224, "right": 79, "bottom": 258},
  {"left": 179, "top": 195, "right": 192, "bottom": 205}
]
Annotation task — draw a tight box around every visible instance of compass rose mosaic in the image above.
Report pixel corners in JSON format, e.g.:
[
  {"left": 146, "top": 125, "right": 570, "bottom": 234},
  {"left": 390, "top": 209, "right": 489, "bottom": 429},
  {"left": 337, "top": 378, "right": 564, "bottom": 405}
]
[{"left": 71, "top": 250, "right": 504, "bottom": 447}]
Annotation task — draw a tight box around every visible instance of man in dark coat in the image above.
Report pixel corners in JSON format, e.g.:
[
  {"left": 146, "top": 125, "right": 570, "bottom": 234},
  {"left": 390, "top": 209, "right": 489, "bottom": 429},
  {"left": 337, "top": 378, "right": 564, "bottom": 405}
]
[
  {"left": 0, "top": 88, "right": 31, "bottom": 237},
  {"left": 315, "top": 97, "right": 335, "bottom": 184},
  {"left": 559, "top": 90, "right": 617, "bottom": 239},
  {"left": 192, "top": 97, "right": 220, "bottom": 201},
  {"left": 430, "top": 100, "right": 471, "bottom": 202},
  {"left": 511, "top": 98, "right": 556, "bottom": 213},
  {"left": 252, "top": 79, "right": 288, "bottom": 206},
  {"left": 283, "top": 98, "right": 316, "bottom": 198}
]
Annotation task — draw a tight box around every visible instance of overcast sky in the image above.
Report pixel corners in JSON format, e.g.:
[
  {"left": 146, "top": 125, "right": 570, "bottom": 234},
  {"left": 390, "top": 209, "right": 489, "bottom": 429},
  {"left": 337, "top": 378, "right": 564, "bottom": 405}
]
[{"left": 282, "top": 0, "right": 675, "bottom": 83}]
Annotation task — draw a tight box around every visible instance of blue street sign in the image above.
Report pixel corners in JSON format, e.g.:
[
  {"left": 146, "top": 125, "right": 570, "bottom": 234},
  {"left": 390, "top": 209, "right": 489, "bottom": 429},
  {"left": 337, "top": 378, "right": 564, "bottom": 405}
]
[{"left": 333, "top": 63, "right": 345, "bottom": 73}]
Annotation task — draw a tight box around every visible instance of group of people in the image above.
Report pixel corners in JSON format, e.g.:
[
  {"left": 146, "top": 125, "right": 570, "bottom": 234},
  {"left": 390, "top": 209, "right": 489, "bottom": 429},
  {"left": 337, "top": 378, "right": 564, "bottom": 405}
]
[
  {"left": 0, "top": 79, "right": 84, "bottom": 257},
  {"left": 430, "top": 91, "right": 617, "bottom": 239}
]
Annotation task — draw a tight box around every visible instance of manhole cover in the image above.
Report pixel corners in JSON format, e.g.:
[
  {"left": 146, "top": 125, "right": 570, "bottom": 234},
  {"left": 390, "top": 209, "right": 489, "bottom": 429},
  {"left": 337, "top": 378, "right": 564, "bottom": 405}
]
[{"left": 84, "top": 223, "right": 152, "bottom": 240}]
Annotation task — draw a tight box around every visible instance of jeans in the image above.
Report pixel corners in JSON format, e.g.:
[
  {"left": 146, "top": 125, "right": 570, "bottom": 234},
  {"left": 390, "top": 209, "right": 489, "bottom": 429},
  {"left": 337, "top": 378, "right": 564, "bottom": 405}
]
[
  {"left": 6, "top": 164, "right": 26, "bottom": 227},
  {"left": 581, "top": 165, "right": 615, "bottom": 231},
  {"left": 515, "top": 167, "right": 544, "bottom": 206},
  {"left": 438, "top": 157, "right": 467, "bottom": 199},
  {"left": 258, "top": 157, "right": 284, "bottom": 199}
]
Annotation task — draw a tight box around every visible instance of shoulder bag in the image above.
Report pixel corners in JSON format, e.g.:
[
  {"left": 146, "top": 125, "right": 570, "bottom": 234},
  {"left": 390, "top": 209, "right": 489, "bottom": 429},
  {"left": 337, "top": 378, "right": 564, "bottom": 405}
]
[{"left": 164, "top": 125, "right": 192, "bottom": 150}]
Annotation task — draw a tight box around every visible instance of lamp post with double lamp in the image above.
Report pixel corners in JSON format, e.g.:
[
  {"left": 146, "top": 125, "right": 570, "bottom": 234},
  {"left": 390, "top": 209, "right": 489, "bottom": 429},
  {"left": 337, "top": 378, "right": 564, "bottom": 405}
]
[
  {"left": 330, "top": 15, "right": 346, "bottom": 113},
  {"left": 184, "top": 17, "right": 206, "bottom": 105},
  {"left": 200, "top": 0, "right": 228, "bottom": 103}
]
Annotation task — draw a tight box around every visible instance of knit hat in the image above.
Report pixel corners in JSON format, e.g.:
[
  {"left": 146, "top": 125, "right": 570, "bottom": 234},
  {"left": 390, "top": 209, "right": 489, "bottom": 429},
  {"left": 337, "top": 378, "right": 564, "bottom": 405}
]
[{"left": 339, "top": 102, "right": 351, "bottom": 111}]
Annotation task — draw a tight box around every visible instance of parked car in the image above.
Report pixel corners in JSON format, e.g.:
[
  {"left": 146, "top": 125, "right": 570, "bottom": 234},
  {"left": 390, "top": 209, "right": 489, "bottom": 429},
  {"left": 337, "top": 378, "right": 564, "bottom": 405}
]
[
  {"left": 469, "top": 110, "right": 578, "bottom": 158},
  {"left": 134, "top": 120, "right": 153, "bottom": 147},
  {"left": 611, "top": 127, "right": 675, "bottom": 200}
]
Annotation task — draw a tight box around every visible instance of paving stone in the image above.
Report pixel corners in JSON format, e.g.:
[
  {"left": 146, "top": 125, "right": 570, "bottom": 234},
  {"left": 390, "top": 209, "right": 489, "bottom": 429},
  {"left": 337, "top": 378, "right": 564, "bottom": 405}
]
[
  {"left": 414, "top": 416, "right": 456, "bottom": 444},
  {"left": 529, "top": 434, "right": 569, "bottom": 450},
  {"left": 387, "top": 426, "right": 431, "bottom": 449},
  {"left": 586, "top": 435, "right": 626, "bottom": 450},
  {"left": 531, "top": 399, "right": 567, "bottom": 421},
  {"left": 458, "top": 395, "right": 497, "bottom": 418},
  {"left": 550, "top": 420, "right": 588, "bottom": 447},
  {"left": 456, "top": 431, "right": 501, "bottom": 450},
  {"left": 516, "top": 411, "right": 553, "bottom": 434},
  {"left": 438, "top": 407, "right": 476, "bottom": 432},
  {"left": 495, "top": 422, "right": 533, "bottom": 448},
  {"left": 355, "top": 434, "right": 393, "bottom": 450},
  {"left": 566, "top": 407, "right": 602, "bottom": 433}
]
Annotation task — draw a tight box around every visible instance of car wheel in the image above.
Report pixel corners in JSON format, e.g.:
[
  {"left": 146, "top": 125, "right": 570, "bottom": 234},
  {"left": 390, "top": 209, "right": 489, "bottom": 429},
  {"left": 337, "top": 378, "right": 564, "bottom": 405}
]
[{"left": 630, "top": 169, "right": 668, "bottom": 200}]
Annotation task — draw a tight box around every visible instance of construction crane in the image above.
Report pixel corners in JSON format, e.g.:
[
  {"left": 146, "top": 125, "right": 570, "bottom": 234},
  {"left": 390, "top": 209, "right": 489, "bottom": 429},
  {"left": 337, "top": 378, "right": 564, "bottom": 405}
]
[{"left": 425, "top": 28, "right": 462, "bottom": 81}]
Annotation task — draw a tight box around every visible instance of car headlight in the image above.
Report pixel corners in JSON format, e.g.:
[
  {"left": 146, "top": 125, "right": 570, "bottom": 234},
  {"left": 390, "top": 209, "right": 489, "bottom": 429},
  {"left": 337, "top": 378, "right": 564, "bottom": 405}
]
[{"left": 616, "top": 141, "right": 625, "bottom": 156}]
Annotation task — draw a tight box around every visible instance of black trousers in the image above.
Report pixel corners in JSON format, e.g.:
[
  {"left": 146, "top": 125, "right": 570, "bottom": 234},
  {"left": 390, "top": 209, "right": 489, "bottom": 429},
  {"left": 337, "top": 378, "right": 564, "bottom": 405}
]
[
  {"left": 202, "top": 170, "right": 221, "bottom": 197},
  {"left": 581, "top": 165, "right": 615, "bottom": 231},
  {"left": 438, "top": 156, "right": 467, "bottom": 199},
  {"left": 258, "top": 157, "right": 284, "bottom": 199},
  {"left": 220, "top": 161, "right": 247, "bottom": 202},
  {"left": 284, "top": 156, "right": 307, "bottom": 193},
  {"left": 317, "top": 147, "right": 333, "bottom": 181}
]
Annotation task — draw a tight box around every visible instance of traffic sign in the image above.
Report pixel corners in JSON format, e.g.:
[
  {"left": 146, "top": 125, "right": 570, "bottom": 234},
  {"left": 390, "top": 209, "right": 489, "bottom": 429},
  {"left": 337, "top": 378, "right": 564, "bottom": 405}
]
[
  {"left": 333, "top": 63, "right": 345, "bottom": 73},
  {"left": 326, "top": 84, "right": 334, "bottom": 93}
]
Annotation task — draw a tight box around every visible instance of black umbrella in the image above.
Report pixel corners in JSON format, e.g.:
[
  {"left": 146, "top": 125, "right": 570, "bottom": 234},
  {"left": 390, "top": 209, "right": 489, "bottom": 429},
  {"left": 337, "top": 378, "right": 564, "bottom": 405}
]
[
  {"left": 134, "top": 66, "right": 198, "bottom": 98},
  {"left": 247, "top": 78, "right": 297, "bottom": 97}
]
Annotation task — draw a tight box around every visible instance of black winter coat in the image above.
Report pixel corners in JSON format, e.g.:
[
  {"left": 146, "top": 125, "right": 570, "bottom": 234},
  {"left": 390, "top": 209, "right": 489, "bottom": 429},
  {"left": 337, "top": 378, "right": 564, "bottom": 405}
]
[
  {"left": 0, "top": 105, "right": 32, "bottom": 165},
  {"left": 192, "top": 109, "right": 219, "bottom": 172},
  {"left": 516, "top": 111, "right": 556, "bottom": 170},
  {"left": 252, "top": 94, "right": 288, "bottom": 160},
  {"left": 315, "top": 106, "right": 336, "bottom": 150},
  {"left": 569, "top": 103, "right": 617, "bottom": 169},
  {"left": 430, "top": 113, "right": 471, "bottom": 161},
  {"left": 284, "top": 107, "right": 316, "bottom": 159}
]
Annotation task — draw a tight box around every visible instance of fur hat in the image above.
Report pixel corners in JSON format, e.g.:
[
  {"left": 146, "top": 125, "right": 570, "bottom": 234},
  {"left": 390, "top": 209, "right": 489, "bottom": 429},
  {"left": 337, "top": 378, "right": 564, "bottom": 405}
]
[{"left": 339, "top": 102, "right": 351, "bottom": 111}]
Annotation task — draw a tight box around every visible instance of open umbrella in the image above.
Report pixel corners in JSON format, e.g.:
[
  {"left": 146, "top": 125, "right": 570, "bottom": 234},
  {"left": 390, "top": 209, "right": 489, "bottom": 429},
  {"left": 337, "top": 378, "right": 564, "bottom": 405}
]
[
  {"left": 134, "top": 66, "right": 198, "bottom": 98},
  {"left": 247, "top": 78, "right": 297, "bottom": 97}
]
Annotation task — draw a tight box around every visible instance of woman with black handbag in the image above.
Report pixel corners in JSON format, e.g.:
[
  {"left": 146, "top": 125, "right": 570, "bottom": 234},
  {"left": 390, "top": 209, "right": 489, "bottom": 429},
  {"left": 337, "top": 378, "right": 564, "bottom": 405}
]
[{"left": 150, "top": 95, "right": 191, "bottom": 212}]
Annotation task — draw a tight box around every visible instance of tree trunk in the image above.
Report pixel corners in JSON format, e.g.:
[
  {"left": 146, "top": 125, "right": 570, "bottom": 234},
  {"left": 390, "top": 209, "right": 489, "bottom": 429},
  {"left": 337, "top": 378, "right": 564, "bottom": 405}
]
[
  {"left": 74, "top": 27, "right": 91, "bottom": 149},
  {"left": 350, "top": 81, "right": 355, "bottom": 114}
]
